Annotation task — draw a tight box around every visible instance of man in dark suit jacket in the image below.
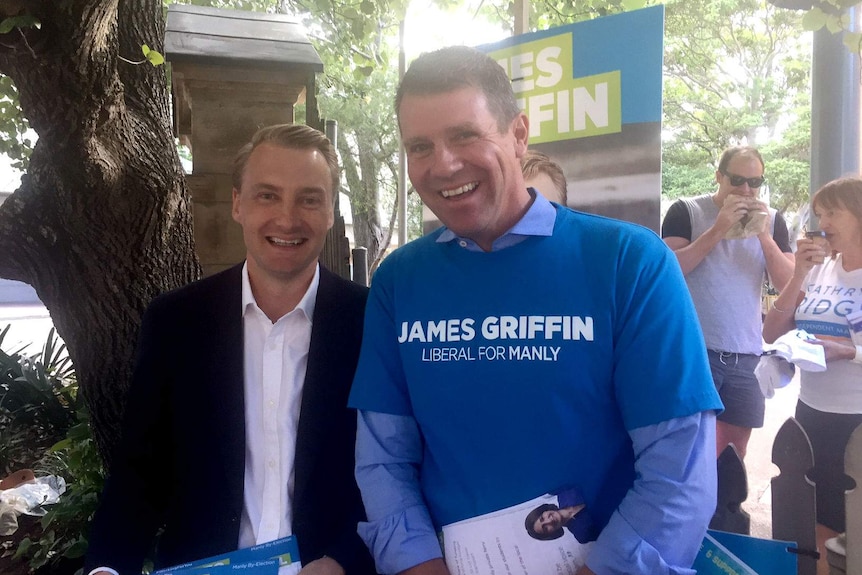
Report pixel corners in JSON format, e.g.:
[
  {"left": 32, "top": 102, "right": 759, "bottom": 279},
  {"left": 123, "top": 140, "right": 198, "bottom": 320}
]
[{"left": 84, "top": 124, "right": 375, "bottom": 575}]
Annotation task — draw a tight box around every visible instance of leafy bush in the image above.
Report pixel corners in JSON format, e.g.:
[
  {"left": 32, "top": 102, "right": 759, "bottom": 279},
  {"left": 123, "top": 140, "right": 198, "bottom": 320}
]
[
  {"left": 0, "top": 326, "right": 104, "bottom": 575},
  {"left": 0, "top": 325, "right": 76, "bottom": 474},
  {"left": 12, "top": 410, "right": 104, "bottom": 574}
]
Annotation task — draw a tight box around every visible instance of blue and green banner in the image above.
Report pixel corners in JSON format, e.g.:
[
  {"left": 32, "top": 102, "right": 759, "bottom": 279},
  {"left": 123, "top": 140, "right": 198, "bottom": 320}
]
[{"left": 480, "top": 6, "right": 665, "bottom": 232}]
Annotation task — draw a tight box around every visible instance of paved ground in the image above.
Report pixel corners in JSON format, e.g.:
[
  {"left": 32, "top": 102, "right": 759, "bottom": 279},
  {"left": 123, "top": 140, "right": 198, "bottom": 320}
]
[
  {"left": 745, "top": 371, "right": 801, "bottom": 539},
  {"left": 0, "top": 303, "right": 55, "bottom": 354}
]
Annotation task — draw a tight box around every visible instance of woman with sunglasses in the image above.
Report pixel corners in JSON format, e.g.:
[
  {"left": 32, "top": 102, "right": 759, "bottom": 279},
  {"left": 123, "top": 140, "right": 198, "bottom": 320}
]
[
  {"left": 662, "top": 146, "right": 795, "bottom": 461},
  {"left": 763, "top": 177, "right": 862, "bottom": 575}
]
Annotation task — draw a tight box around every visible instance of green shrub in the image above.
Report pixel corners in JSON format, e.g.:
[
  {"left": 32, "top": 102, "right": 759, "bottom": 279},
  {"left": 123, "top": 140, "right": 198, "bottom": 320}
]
[
  {"left": 0, "top": 326, "right": 104, "bottom": 575},
  {"left": 0, "top": 326, "right": 77, "bottom": 473}
]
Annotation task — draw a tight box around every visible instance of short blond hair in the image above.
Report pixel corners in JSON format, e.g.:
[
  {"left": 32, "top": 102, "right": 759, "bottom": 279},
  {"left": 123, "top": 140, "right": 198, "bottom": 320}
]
[
  {"left": 232, "top": 124, "right": 339, "bottom": 196},
  {"left": 521, "top": 150, "right": 568, "bottom": 205}
]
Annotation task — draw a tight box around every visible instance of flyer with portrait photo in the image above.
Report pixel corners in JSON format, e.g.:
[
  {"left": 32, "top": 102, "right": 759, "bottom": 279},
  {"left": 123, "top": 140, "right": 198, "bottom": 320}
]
[{"left": 441, "top": 488, "right": 596, "bottom": 575}]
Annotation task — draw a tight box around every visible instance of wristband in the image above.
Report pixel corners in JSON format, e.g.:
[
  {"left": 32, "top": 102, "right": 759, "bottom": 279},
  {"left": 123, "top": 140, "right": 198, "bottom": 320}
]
[
  {"left": 853, "top": 345, "right": 862, "bottom": 364},
  {"left": 771, "top": 301, "right": 793, "bottom": 313}
]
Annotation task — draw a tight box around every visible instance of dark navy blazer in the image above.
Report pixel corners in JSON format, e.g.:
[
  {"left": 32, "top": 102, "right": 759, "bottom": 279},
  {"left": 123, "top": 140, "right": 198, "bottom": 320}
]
[{"left": 85, "top": 264, "right": 375, "bottom": 575}]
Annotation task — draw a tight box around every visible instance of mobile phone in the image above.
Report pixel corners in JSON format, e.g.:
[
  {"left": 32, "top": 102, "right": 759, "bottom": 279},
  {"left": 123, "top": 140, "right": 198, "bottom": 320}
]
[{"left": 805, "top": 230, "right": 826, "bottom": 239}]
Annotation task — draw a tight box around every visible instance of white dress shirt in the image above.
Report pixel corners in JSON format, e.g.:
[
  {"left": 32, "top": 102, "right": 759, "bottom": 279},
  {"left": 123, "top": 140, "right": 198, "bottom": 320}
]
[
  {"left": 89, "top": 264, "right": 319, "bottom": 575},
  {"left": 238, "top": 262, "right": 318, "bottom": 550}
]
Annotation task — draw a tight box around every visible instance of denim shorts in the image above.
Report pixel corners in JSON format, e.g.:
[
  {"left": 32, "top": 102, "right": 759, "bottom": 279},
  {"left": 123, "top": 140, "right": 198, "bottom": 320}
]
[{"left": 707, "top": 349, "right": 764, "bottom": 428}]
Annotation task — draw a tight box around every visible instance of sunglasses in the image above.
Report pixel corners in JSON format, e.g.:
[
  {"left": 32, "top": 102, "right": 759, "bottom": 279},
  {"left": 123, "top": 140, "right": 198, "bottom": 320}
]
[{"left": 720, "top": 169, "right": 765, "bottom": 188}]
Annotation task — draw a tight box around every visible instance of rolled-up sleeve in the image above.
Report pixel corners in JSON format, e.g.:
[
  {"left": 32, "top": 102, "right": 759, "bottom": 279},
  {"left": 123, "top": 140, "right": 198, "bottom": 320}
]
[
  {"left": 585, "top": 411, "right": 717, "bottom": 574},
  {"left": 355, "top": 410, "right": 443, "bottom": 575}
]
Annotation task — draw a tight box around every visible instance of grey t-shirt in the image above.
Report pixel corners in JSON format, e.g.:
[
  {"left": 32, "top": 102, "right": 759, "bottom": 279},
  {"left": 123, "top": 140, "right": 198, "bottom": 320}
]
[{"left": 662, "top": 194, "right": 791, "bottom": 354}]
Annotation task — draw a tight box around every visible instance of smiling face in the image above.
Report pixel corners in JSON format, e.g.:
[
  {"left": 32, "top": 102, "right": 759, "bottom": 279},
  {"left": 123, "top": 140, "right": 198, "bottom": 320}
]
[
  {"left": 533, "top": 508, "right": 563, "bottom": 536},
  {"left": 232, "top": 143, "right": 334, "bottom": 290},
  {"left": 399, "top": 87, "right": 531, "bottom": 250}
]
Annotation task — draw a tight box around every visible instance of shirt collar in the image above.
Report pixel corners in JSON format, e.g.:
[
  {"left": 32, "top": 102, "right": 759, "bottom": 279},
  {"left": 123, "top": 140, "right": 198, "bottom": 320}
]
[
  {"left": 241, "top": 261, "right": 320, "bottom": 323},
  {"left": 436, "top": 188, "right": 556, "bottom": 251}
]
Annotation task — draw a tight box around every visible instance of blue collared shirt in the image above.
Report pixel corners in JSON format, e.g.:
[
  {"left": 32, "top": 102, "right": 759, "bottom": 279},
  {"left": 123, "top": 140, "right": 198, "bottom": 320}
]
[{"left": 355, "top": 192, "right": 717, "bottom": 574}]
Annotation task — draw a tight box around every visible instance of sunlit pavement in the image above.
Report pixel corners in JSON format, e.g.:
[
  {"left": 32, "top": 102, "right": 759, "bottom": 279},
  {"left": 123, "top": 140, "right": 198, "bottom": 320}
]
[{"left": 0, "top": 304, "right": 57, "bottom": 355}]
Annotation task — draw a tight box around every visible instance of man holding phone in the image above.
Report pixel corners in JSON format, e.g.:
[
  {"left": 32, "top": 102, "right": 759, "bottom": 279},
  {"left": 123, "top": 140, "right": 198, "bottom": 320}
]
[{"left": 662, "top": 146, "right": 795, "bottom": 459}]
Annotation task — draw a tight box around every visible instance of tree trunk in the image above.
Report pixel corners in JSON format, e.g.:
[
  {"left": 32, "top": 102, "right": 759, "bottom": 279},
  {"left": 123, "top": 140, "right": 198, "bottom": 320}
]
[
  {"left": 0, "top": 0, "right": 200, "bottom": 466},
  {"left": 338, "top": 131, "right": 383, "bottom": 264}
]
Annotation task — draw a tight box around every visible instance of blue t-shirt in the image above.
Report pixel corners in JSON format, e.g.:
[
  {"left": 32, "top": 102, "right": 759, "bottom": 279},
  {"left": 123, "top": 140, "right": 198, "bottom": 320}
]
[
  {"left": 350, "top": 207, "right": 721, "bottom": 530},
  {"left": 557, "top": 486, "right": 596, "bottom": 544}
]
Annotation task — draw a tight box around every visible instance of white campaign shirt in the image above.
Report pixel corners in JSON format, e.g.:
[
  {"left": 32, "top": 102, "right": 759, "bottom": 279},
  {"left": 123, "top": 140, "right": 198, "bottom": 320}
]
[
  {"left": 796, "top": 255, "right": 862, "bottom": 413},
  {"left": 238, "top": 262, "right": 318, "bottom": 549}
]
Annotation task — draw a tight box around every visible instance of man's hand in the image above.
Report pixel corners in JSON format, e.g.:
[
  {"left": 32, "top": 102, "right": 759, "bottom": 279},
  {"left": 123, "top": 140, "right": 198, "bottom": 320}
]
[
  {"left": 747, "top": 199, "right": 771, "bottom": 237},
  {"left": 714, "top": 195, "right": 751, "bottom": 235},
  {"left": 299, "top": 556, "right": 345, "bottom": 575},
  {"left": 398, "top": 558, "right": 451, "bottom": 575}
]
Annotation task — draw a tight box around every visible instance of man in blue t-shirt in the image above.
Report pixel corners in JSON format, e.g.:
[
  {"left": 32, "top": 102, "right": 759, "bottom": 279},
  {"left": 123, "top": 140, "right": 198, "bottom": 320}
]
[{"left": 349, "top": 45, "right": 723, "bottom": 575}]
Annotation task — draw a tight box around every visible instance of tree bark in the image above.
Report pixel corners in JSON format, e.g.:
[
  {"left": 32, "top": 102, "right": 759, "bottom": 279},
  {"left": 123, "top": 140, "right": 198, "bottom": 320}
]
[
  {"left": 0, "top": 0, "right": 200, "bottom": 466},
  {"left": 338, "top": 130, "right": 383, "bottom": 264}
]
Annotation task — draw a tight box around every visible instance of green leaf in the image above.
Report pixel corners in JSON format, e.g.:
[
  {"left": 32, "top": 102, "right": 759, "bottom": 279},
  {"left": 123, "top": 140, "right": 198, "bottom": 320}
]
[
  {"left": 825, "top": 13, "right": 843, "bottom": 34},
  {"left": 40, "top": 513, "right": 54, "bottom": 529},
  {"left": 802, "top": 7, "right": 827, "bottom": 31},
  {"left": 146, "top": 50, "right": 166, "bottom": 66},
  {"left": 63, "top": 539, "right": 88, "bottom": 559},
  {"left": 13, "top": 537, "right": 32, "bottom": 559},
  {"left": 0, "top": 18, "right": 18, "bottom": 35},
  {"left": 621, "top": 0, "right": 647, "bottom": 10},
  {"left": 141, "top": 44, "right": 165, "bottom": 66},
  {"left": 843, "top": 31, "right": 862, "bottom": 52},
  {"left": 50, "top": 437, "right": 72, "bottom": 451},
  {"left": 0, "top": 14, "right": 41, "bottom": 35},
  {"left": 360, "top": 0, "right": 375, "bottom": 15}
]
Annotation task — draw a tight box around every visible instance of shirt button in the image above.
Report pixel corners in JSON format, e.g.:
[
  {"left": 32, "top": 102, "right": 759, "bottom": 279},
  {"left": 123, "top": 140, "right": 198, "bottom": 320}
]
[
  {"left": 268, "top": 460, "right": 276, "bottom": 468},
  {"left": 459, "top": 240, "right": 467, "bottom": 248}
]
